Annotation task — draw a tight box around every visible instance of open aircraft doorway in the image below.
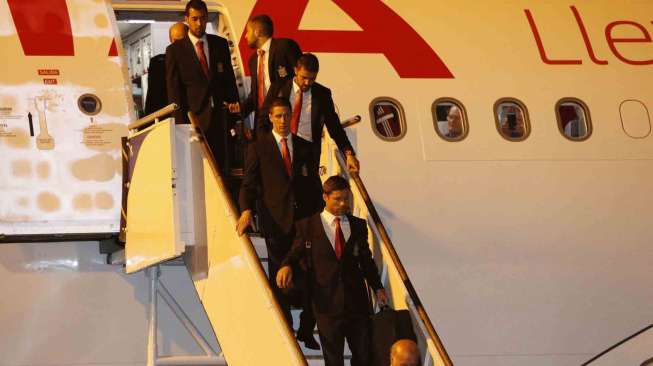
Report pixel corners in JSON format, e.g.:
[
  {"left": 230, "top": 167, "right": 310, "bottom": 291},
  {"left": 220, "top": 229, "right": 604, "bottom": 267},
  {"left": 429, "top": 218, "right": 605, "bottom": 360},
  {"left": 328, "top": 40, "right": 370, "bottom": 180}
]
[{"left": 112, "top": 5, "right": 246, "bottom": 119}]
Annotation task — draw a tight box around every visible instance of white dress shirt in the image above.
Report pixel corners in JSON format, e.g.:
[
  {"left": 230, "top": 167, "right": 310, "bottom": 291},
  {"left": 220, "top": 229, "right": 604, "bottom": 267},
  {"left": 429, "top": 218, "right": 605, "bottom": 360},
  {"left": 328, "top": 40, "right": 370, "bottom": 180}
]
[
  {"left": 320, "top": 210, "right": 351, "bottom": 251},
  {"left": 290, "top": 81, "right": 313, "bottom": 142},
  {"left": 271, "top": 129, "right": 293, "bottom": 160},
  {"left": 257, "top": 38, "right": 272, "bottom": 95}
]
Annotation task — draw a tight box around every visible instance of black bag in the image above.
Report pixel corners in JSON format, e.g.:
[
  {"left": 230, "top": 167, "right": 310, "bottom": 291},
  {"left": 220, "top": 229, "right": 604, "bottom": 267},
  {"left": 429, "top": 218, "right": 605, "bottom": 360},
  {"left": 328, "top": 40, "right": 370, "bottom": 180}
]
[{"left": 370, "top": 305, "right": 417, "bottom": 366}]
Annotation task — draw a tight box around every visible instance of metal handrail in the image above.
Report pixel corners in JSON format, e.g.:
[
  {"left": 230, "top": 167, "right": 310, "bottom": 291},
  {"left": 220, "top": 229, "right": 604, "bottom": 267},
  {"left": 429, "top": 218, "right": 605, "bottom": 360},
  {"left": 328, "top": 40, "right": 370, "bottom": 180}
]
[
  {"left": 128, "top": 103, "right": 178, "bottom": 130},
  {"left": 340, "top": 115, "right": 362, "bottom": 128},
  {"left": 581, "top": 324, "right": 653, "bottom": 366},
  {"left": 333, "top": 149, "right": 453, "bottom": 366}
]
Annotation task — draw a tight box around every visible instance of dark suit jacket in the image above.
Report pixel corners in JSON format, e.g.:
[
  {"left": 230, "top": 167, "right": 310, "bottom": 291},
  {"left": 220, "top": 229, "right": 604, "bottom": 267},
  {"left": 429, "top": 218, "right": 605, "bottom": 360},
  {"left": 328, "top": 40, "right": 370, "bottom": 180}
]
[
  {"left": 145, "top": 54, "right": 167, "bottom": 115},
  {"left": 242, "top": 38, "right": 302, "bottom": 119},
  {"left": 165, "top": 34, "right": 239, "bottom": 128},
  {"left": 239, "top": 130, "right": 322, "bottom": 236},
  {"left": 283, "top": 214, "right": 383, "bottom": 316},
  {"left": 259, "top": 79, "right": 353, "bottom": 160}
]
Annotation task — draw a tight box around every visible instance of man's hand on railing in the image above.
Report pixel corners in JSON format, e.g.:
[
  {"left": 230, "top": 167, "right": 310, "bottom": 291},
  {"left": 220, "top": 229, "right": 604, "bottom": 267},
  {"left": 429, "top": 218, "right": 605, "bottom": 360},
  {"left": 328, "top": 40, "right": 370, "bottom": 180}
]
[
  {"left": 345, "top": 150, "right": 360, "bottom": 174},
  {"left": 236, "top": 209, "right": 254, "bottom": 236},
  {"left": 375, "top": 288, "right": 388, "bottom": 306},
  {"left": 276, "top": 265, "right": 293, "bottom": 289}
]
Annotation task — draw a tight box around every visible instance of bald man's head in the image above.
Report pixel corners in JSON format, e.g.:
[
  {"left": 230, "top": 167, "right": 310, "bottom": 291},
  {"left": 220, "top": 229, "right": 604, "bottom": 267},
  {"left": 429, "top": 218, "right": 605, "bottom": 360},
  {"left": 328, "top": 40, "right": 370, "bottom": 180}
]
[
  {"left": 169, "top": 22, "right": 188, "bottom": 43},
  {"left": 390, "top": 339, "right": 420, "bottom": 366}
]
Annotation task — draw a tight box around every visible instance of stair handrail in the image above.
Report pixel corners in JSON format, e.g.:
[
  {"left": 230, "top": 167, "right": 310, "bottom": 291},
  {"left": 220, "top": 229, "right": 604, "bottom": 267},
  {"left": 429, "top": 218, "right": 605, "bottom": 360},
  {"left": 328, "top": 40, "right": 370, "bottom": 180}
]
[
  {"left": 128, "top": 103, "right": 178, "bottom": 130},
  {"left": 581, "top": 323, "right": 653, "bottom": 365}
]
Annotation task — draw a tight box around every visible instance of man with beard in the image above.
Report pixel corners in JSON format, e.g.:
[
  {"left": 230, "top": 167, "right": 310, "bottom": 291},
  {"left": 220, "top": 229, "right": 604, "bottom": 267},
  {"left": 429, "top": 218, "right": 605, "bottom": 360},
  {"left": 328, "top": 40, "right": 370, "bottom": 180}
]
[
  {"left": 241, "top": 14, "right": 301, "bottom": 136},
  {"left": 166, "top": 0, "right": 240, "bottom": 172}
]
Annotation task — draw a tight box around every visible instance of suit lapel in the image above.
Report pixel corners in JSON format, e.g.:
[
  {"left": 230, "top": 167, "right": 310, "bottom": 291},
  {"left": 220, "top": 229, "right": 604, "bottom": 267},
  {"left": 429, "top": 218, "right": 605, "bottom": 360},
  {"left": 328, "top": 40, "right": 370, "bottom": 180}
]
[
  {"left": 206, "top": 36, "right": 216, "bottom": 80},
  {"left": 315, "top": 215, "right": 339, "bottom": 261},
  {"left": 344, "top": 215, "right": 359, "bottom": 252},
  {"left": 310, "top": 85, "right": 320, "bottom": 141},
  {"left": 264, "top": 132, "right": 289, "bottom": 180},
  {"left": 268, "top": 38, "right": 277, "bottom": 80},
  {"left": 291, "top": 135, "right": 304, "bottom": 178}
]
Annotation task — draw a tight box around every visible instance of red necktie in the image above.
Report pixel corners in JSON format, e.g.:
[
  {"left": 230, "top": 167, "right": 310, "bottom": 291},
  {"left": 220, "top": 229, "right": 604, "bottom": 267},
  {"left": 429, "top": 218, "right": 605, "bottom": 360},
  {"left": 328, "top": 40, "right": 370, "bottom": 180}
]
[
  {"left": 290, "top": 90, "right": 302, "bottom": 134},
  {"left": 195, "top": 40, "right": 209, "bottom": 77},
  {"left": 257, "top": 49, "right": 266, "bottom": 108},
  {"left": 280, "top": 137, "right": 292, "bottom": 177},
  {"left": 334, "top": 217, "right": 344, "bottom": 260}
]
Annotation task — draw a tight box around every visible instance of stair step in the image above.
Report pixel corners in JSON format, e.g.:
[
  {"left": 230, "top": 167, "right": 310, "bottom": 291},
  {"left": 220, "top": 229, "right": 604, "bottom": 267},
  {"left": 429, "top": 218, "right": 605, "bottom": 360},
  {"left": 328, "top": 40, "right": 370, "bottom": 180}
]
[{"left": 307, "top": 359, "right": 351, "bottom": 366}]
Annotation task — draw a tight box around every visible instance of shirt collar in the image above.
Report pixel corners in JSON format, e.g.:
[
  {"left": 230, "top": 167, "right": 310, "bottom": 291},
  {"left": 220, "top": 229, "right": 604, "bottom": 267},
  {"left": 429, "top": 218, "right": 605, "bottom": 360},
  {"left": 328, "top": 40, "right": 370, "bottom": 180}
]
[
  {"left": 292, "top": 80, "right": 311, "bottom": 95},
  {"left": 321, "top": 210, "right": 346, "bottom": 225},
  {"left": 271, "top": 129, "right": 291, "bottom": 144},
  {"left": 187, "top": 32, "right": 206, "bottom": 47},
  {"left": 260, "top": 38, "right": 271, "bottom": 53}
]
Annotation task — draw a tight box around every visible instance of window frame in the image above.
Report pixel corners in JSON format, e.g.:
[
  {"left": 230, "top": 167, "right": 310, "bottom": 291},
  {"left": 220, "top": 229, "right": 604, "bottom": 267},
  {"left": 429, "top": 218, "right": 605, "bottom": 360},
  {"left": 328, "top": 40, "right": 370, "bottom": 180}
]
[
  {"left": 555, "top": 97, "right": 593, "bottom": 142},
  {"left": 431, "top": 97, "right": 469, "bottom": 142},
  {"left": 619, "top": 99, "right": 652, "bottom": 139},
  {"left": 493, "top": 97, "right": 531, "bottom": 142},
  {"left": 368, "top": 97, "right": 407, "bottom": 142}
]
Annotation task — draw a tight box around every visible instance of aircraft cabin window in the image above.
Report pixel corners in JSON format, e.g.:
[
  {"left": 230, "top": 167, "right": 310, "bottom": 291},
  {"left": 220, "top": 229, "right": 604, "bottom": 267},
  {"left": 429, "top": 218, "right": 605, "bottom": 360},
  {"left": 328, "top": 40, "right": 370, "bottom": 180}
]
[
  {"left": 494, "top": 98, "right": 530, "bottom": 141},
  {"left": 369, "top": 97, "right": 406, "bottom": 141},
  {"left": 555, "top": 98, "right": 592, "bottom": 141},
  {"left": 432, "top": 99, "right": 468, "bottom": 141},
  {"left": 620, "top": 100, "right": 652, "bottom": 139}
]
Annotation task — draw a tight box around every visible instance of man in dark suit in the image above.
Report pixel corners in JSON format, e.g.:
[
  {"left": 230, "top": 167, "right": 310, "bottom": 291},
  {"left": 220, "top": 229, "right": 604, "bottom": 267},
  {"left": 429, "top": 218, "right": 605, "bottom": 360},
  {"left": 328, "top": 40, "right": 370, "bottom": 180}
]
[
  {"left": 277, "top": 175, "right": 388, "bottom": 366},
  {"left": 145, "top": 22, "right": 187, "bottom": 116},
  {"left": 260, "top": 53, "right": 360, "bottom": 174},
  {"left": 241, "top": 14, "right": 302, "bottom": 135},
  {"left": 166, "top": 0, "right": 240, "bottom": 171},
  {"left": 236, "top": 98, "right": 322, "bottom": 339}
]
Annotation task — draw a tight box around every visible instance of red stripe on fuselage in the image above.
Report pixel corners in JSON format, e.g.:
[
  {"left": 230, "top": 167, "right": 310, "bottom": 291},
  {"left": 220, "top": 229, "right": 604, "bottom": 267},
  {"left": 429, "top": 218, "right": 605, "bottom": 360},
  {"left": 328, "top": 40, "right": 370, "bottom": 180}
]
[{"left": 8, "top": 0, "right": 74, "bottom": 56}]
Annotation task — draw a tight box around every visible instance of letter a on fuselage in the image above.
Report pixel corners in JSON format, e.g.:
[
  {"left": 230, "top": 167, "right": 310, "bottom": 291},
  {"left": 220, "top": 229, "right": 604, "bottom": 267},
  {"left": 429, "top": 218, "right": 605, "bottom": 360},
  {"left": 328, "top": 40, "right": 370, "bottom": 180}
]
[{"left": 238, "top": 0, "right": 454, "bottom": 79}]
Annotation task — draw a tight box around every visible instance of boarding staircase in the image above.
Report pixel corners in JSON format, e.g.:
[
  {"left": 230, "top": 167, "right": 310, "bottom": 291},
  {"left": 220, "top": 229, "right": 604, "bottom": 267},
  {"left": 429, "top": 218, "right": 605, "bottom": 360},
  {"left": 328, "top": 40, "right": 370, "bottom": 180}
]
[{"left": 121, "top": 104, "right": 452, "bottom": 366}]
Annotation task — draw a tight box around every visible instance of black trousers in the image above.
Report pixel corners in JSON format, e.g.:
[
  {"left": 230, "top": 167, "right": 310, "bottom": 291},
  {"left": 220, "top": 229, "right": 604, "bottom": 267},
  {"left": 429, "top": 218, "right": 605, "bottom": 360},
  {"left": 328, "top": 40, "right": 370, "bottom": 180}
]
[
  {"left": 315, "top": 313, "right": 371, "bottom": 366},
  {"left": 198, "top": 108, "right": 235, "bottom": 177},
  {"left": 264, "top": 230, "right": 316, "bottom": 335},
  {"left": 264, "top": 231, "right": 294, "bottom": 325}
]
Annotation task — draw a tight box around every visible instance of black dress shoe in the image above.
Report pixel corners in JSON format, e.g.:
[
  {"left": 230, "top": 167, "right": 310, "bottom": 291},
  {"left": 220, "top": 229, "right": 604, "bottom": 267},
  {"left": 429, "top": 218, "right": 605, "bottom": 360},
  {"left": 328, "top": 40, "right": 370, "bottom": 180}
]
[{"left": 297, "top": 332, "right": 320, "bottom": 350}]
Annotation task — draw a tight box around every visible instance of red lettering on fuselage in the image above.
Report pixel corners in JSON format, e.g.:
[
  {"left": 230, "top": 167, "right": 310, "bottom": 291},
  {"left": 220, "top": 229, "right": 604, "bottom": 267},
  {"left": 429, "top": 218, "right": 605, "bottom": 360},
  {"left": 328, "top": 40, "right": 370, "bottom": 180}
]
[
  {"left": 8, "top": 0, "right": 74, "bottom": 56},
  {"left": 605, "top": 21, "right": 653, "bottom": 65},
  {"left": 526, "top": 5, "right": 653, "bottom": 66},
  {"left": 524, "top": 8, "right": 581, "bottom": 65},
  {"left": 37, "top": 69, "right": 60, "bottom": 76},
  {"left": 238, "top": 0, "right": 453, "bottom": 78}
]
